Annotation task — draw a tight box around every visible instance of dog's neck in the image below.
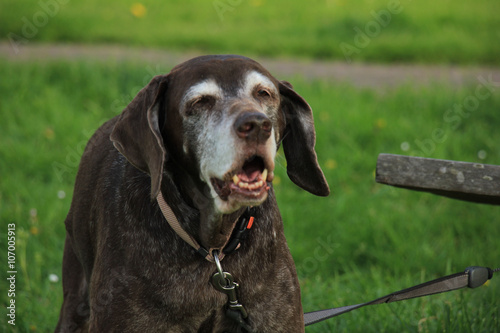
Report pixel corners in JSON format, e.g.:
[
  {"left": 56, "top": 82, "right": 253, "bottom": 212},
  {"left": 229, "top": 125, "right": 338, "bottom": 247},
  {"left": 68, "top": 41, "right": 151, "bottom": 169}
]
[{"left": 160, "top": 163, "right": 246, "bottom": 252}]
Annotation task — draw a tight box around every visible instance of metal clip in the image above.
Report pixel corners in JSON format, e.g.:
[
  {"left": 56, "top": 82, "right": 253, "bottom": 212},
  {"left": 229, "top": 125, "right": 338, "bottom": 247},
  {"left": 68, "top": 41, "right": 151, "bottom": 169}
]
[{"left": 211, "top": 252, "right": 248, "bottom": 319}]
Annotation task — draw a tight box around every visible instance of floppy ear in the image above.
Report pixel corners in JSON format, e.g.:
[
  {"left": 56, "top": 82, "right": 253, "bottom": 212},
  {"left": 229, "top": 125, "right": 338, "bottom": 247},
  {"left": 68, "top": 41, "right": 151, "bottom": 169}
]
[
  {"left": 279, "top": 81, "right": 330, "bottom": 196},
  {"left": 110, "top": 75, "right": 168, "bottom": 199}
]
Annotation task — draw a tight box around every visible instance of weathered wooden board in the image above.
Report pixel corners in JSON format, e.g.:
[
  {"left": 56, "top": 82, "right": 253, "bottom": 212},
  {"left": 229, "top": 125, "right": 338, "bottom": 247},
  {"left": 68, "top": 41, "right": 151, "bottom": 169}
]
[{"left": 376, "top": 154, "right": 500, "bottom": 205}]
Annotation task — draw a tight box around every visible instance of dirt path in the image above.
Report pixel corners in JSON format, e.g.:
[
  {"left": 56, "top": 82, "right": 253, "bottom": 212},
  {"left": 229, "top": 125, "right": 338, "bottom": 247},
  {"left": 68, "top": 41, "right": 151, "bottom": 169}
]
[{"left": 2, "top": 42, "right": 499, "bottom": 90}]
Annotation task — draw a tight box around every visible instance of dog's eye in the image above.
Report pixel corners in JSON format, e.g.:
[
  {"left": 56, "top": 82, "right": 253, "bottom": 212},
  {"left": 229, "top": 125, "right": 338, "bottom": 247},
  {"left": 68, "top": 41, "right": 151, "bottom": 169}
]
[
  {"left": 256, "top": 89, "right": 272, "bottom": 99},
  {"left": 187, "top": 96, "right": 216, "bottom": 115},
  {"left": 193, "top": 96, "right": 215, "bottom": 107}
]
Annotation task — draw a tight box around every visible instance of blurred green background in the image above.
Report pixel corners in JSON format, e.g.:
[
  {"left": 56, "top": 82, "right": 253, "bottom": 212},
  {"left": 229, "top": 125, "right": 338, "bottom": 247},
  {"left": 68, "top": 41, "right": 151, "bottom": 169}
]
[
  {"left": 1, "top": 0, "right": 499, "bottom": 332},
  {"left": 1, "top": 0, "right": 500, "bottom": 63}
]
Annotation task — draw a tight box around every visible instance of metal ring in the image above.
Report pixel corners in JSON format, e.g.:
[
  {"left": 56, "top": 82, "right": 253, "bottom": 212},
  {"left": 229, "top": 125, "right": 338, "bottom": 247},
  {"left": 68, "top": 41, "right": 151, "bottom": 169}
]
[{"left": 213, "top": 250, "right": 224, "bottom": 278}]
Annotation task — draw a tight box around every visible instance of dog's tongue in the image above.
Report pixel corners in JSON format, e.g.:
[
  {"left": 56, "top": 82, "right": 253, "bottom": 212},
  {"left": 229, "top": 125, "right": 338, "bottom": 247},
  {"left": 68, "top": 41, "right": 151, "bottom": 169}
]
[
  {"left": 238, "top": 166, "right": 261, "bottom": 183},
  {"left": 238, "top": 156, "right": 265, "bottom": 182}
]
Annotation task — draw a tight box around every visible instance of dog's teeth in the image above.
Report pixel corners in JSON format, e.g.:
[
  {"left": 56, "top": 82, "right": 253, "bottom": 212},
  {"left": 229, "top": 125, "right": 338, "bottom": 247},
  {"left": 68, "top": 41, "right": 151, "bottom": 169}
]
[
  {"left": 234, "top": 174, "right": 266, "bottom": 191},
  {"left": 262, "top": 169, "right": 268, "bottom": 182},
  {"left": 252, "top": 181, "right": 263, "bottom": 190}
]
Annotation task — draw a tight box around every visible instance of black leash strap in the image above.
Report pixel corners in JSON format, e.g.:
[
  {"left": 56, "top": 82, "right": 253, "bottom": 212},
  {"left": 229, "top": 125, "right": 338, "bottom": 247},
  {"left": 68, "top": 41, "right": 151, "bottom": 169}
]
[{"left": 304, "top": 266, "right": 498, "bottom": 326}]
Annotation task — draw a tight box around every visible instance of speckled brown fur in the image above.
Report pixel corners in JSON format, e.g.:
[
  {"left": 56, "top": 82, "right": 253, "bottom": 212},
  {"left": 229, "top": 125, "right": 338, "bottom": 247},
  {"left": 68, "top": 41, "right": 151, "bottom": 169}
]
[{"left": 55, "top": 55, "right": 329, "bottom": 333}]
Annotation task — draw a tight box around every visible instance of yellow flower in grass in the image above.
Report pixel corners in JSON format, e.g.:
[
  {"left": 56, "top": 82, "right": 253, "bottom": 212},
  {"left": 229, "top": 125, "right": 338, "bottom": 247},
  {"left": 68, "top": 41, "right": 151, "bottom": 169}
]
[
  {"left": 325, "top": 159, "right": 337, "bottom": 170},
  {"left": 319, "top": 112, "right": 330, "bottom": 122},
  {"left": 130, "top": 3, "right": 147, "bottom": 18},
  {"left": 375, "top": 118, "right": 387, "bottom": 130},
  {"left": 30, "top": 226, "right": 39, "bottom": 235},
  {"left": 44, "top": 127, "right": 55, "bottom": 140}
]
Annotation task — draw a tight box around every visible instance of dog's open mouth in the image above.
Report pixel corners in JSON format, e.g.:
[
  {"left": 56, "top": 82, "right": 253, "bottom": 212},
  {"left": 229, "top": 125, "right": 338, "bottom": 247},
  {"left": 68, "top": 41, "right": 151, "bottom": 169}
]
[{"left": 211, "top": 155, "right": 272, "bottom": 201}]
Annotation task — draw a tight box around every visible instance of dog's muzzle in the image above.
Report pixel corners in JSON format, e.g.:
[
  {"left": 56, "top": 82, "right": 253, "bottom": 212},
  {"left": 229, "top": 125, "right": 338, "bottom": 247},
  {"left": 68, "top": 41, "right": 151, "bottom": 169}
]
[{"left": 210, "top": 111, "right": 275, "bottom": 204}]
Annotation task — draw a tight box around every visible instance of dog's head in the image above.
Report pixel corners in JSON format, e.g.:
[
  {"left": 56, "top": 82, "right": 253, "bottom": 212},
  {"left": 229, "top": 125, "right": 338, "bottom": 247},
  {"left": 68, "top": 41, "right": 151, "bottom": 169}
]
[{"left": 111, "top": 55, "right": 329, "bottom": 216}]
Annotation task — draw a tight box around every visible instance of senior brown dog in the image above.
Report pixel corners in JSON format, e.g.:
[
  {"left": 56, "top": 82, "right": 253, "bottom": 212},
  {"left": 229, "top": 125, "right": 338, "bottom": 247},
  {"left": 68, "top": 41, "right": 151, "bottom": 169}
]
[{"left": 56, "top": 55, "right": 329, "bottom": 333}]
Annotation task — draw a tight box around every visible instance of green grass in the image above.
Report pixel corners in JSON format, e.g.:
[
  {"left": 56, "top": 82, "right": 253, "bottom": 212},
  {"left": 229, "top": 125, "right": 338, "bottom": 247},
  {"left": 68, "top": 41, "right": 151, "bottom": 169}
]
[
  {"left": 1, "top": 60, "right": 499, "bottom": 332},
  {"left": 1, "top": 0, "right": 499, "bottom": 64}
]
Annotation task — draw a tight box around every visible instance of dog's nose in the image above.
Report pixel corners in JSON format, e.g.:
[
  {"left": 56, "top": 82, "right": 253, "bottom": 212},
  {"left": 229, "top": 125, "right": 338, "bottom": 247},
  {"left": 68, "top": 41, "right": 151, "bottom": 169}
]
[{"left": 234, "top": 112, "right": 272, "bottom": 142}]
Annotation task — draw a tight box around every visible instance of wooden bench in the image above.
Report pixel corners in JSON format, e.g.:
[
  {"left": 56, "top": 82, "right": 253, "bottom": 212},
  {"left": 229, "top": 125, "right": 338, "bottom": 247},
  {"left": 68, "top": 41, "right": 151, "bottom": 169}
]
[{"left": 376, "top": 154, "right": 500, "bottom": 206}]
